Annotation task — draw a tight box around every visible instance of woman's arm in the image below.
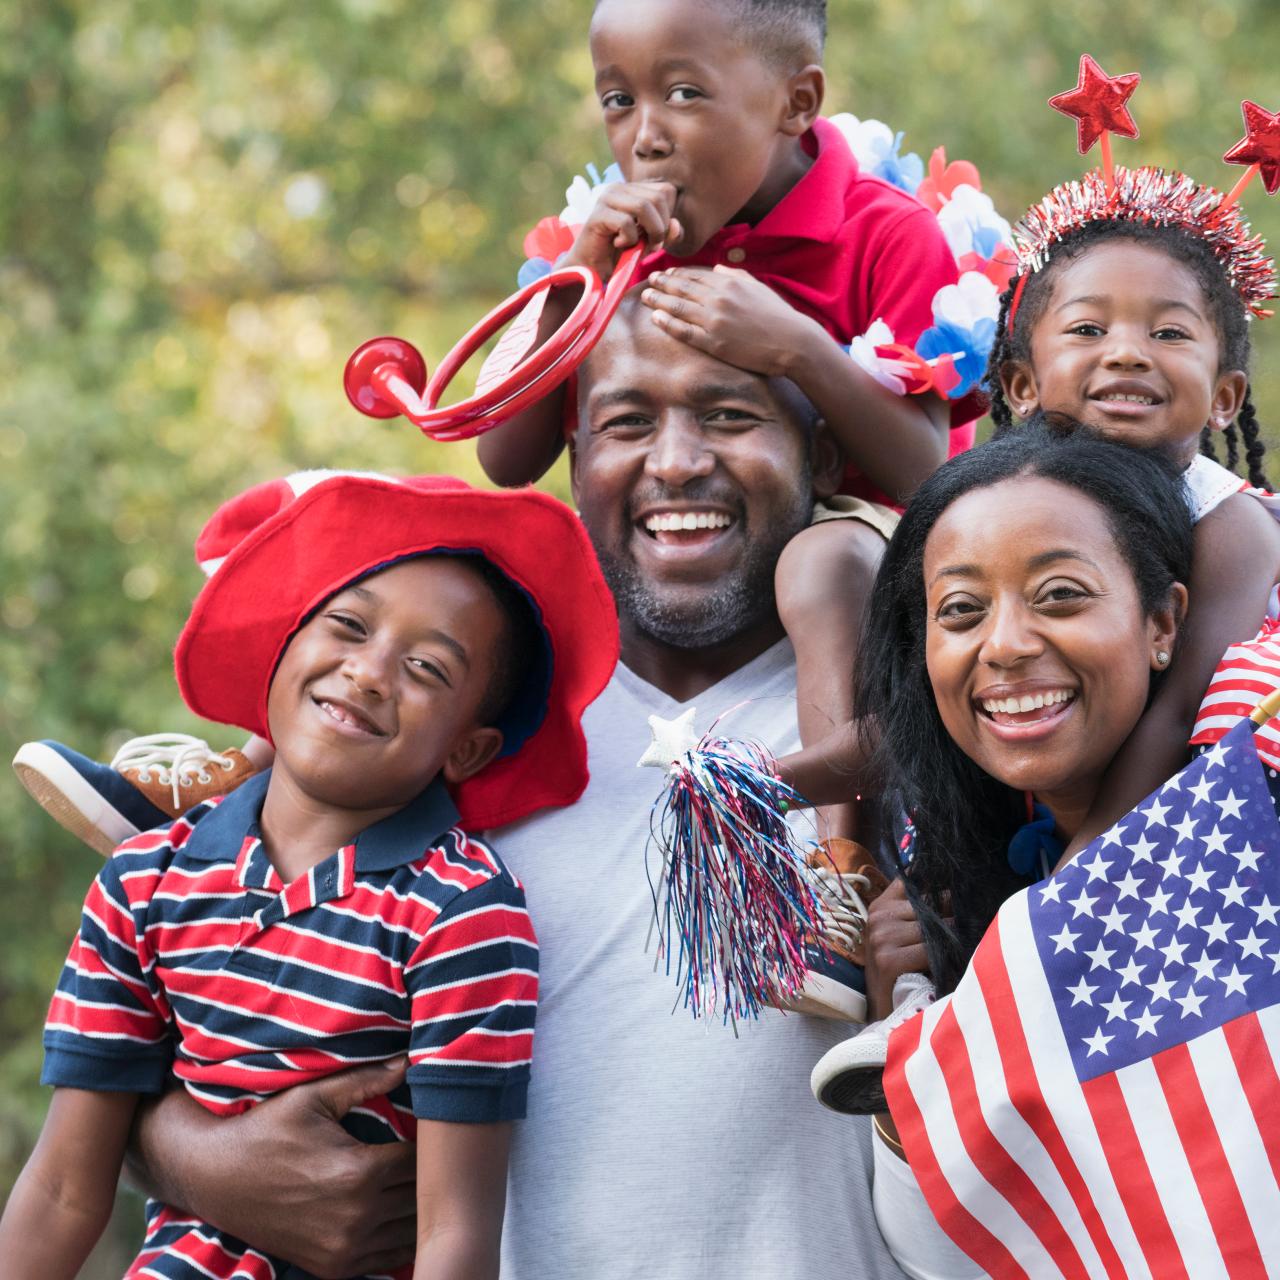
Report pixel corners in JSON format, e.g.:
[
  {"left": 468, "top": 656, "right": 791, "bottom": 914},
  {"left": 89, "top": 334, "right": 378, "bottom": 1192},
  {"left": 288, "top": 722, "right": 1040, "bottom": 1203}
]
[
  {"left": 0, "top": 1088, "right": 137, "bottom": 1280},
  {"left": 413, "top": 1120, "right": 512, "bottom": 1280},
  {"left": 125, "top": 1061, "right": 417, "bottom": 1279},
  {"left": 1069, "top": 494, "right": 1280, "bottom": 852}
]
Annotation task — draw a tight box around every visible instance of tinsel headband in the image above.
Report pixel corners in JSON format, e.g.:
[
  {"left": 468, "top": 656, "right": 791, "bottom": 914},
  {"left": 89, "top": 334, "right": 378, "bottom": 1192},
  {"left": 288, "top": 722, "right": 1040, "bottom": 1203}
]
[{"left": 1007, "top": 55, "right": 1280, "bottom": 331}]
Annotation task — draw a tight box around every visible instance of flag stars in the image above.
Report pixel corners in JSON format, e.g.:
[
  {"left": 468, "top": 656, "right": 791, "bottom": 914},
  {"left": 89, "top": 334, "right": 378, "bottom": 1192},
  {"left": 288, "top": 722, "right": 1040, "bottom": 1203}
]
[
  {"left": 1200, "top": 913, "right": 1233, "bottom": 946},
  {"left": 1253, "top": 895, "right": 1280, "bottom": 926},
  {"left": 1148, "top": 972, "right": 1175, "bottom": 1004},
  {"left": 1217, "top": 789, "right": 1246, "bottom": 821},
  {"left": 1113, "top": 870, "right": 1144, "bottom": 901},
  {"left": 1070, "top": 887, "right": 1098, "bottom": 918},
  {"left": 1115, "top": 957, "right": 1146, "bottom": 987},
  {"left": 1175, "top": 986, "right": 1208, "bottom": 1018},
  {"left": 1188, "top": 954, "right": 1218, "bottom": 985},
  {"left": 1234, "top": 843, "right": 1265, "bottom": 874},
  {"left": 1083, "top": 1027, "right": 1114, "bottom": 1056},
  {"left": 1050, "top": 923, "right": 1081, "bottom": 954},
  {"left": 1200, "top": 825, "right": 1230, "bottom": 857},
  {"left": 1039, "top": 878, "right": 1066, "bottom": 904},
  {"left": 1128, "top": 832, "right": 1159, "bottom": 864},
  {"left": 1101, "top": 992, "right": 1130, "bottom": 1022},
  {"left": 1131, "top": 1008, "right": 1163, "bottom": 1037},
  {"left": 1161, "top": 936, "right": 1189, "bottom": 967},
  {"left": 1220, "top": 965, "right": 1250, "bottom": 996},
  {"left": 1159, "top": 851, "right": 1185, "bottom": 879},
  {"left": 1130, "top": 921, "right": 1161, "bottom": 952},
  {"left": 1081, "top": 853, "right": 1113, "bottom": 882},
  {"left": 1173, "top": 901, "right": 1201, "bottom": 931},
  {"left": 1271, "top": 951, "right": 1280, "bottom": 975},
  {"left": 1187, "top": 776, "right": 1216, "bottom": 808},
  {"left": 1099, "top": 904, "right": 1130, "bottom": 934},
  {"left": 1147, "top": 885, "right": 1173, "bottom": 916},
  {"left": 1184, "top": 862, "right": 1214, "bottom": 895},
  {"left": 1219, "top": 877, "right": 1248, "bottom": 909},
  {"left": 1086, "top": 940, "right": 1115, "bottom": 970},
  {"left": 1200, "top": 741, "right": 1229, "bottom": 770},
  {"left": 1239, "top": 928, "right": 1267, "bottom": 960},
  {"left": 1067, "top": 976, "right": 1097, "bottom": 1006},
  {"left": 1142, "top": 795, "right": 1171, "bottom": 827}
]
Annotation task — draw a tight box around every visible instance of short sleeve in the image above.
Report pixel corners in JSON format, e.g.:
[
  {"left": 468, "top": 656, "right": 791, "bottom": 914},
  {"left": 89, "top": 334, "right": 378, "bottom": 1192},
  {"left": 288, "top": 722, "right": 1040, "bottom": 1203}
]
[
  {"left": 405, "top": 872, "right": 538, "bottom": 1123},
  {"left": 864, "top": 205, "right": 986, "bottom": 429},
  {"left": 42, "top": 855, "right": 173, "bottom": 1094}
]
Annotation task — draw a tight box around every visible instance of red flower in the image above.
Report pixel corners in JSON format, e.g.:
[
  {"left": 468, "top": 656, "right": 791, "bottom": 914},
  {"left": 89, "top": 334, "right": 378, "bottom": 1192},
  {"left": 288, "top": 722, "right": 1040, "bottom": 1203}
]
[
  {"left": 916, "top": 147, "right": 982, "bottom": 213},
  {"left": 523, "top": 217, "right": 577, "bottom": 263}
]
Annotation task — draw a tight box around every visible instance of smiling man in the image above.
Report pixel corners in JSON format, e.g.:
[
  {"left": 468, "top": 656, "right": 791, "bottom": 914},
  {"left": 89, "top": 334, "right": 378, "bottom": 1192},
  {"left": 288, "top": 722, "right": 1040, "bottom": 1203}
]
[{"left": 120, "top": 300, "right": 911, "bottom": 1280}]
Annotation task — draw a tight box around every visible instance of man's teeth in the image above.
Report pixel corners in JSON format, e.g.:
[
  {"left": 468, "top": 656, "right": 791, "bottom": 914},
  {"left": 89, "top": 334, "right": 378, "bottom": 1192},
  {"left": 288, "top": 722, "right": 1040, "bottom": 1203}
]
[
  {"left": 1098, "top": 394, "right": 1156, "bottom": 404},
  {"left": 644, "top": 511, "right": 733, "bottom": 532},
  {"left": 980, "top": 689, "right": 1076, "bottom": 714}
]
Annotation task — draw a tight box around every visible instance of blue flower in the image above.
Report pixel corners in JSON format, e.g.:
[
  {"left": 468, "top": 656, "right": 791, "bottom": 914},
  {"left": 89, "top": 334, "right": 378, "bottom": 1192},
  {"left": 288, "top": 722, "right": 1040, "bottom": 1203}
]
[
  {"left": 517, "top": 257, "right": 553, "bottom": 288},
  {"left": 916, "top": 316, "right": 997, "bottom": 398}
]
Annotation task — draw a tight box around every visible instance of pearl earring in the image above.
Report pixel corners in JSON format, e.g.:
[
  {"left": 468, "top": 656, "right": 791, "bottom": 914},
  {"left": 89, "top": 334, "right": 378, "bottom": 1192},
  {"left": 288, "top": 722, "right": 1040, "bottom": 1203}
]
[{"left": 1156, "top": 650, "right": 1170, "bottom": 667}]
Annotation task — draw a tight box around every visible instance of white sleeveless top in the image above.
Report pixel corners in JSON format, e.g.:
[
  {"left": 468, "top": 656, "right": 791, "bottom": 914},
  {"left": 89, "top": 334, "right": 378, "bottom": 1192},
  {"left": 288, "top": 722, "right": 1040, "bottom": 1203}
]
[{"left": 1184, "top": 455, "right": 1280, "bottom": 767}]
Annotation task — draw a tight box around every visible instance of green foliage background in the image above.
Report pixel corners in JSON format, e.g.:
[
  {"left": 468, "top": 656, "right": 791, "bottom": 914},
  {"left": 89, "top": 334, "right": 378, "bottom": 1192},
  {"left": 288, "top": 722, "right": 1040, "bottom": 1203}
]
[{"left": 2, "top": 0, "right": 1277, "bottom": 1268}]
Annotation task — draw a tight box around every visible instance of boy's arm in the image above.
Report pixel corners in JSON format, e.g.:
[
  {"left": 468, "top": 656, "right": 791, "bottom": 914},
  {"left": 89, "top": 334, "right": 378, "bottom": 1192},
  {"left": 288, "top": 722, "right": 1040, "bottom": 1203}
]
[
  {"left": 641, "top": 266, "right": 947, "bottom": 502},
  {"left": 125, "top": 1062, "right": 417, "bottom": 1279},
  {"left": 1068, "top": 494, "right": 1280, "bottom": 852},
  {"left": 413, "top": 1120, "right": 512, "bottom": 1280},
  {"left": 0, "top": 1088, "right": 137, "bottom": 1279},
  {"left": 476, "top": 180, "right": 678, "bottom": 488}
]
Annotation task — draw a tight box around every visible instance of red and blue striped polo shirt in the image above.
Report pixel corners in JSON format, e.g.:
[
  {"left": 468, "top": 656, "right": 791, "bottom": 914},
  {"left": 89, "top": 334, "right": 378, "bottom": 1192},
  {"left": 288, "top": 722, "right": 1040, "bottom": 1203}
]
[{"left": 42, "top": 770, "right": 538, "bottom": 1279}]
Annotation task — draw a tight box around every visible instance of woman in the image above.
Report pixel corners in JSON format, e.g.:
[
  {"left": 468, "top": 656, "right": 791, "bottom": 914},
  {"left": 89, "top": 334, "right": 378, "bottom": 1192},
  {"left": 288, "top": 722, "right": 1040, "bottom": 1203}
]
[{"left": 822, "top": 420, "right": 1279, "bottom": 1276}]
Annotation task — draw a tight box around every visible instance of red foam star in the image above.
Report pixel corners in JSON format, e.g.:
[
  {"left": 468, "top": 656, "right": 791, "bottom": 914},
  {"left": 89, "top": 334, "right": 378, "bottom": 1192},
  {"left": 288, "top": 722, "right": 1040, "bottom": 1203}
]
[
  {"left": 1048, "top": 54, "right": 1141, "bottom": 155},
  {"left": 1224, "top": 100, "right": 1280, "bottom": 196}
]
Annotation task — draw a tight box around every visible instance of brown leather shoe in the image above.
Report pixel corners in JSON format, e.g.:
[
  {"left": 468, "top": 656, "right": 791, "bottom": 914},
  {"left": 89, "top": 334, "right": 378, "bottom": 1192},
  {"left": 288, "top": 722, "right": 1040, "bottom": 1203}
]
[
  {"left": 807, "top": 838, "right": 889, "bottom": 965},
  {"left": 111, "top": 734, "right": 258, "bottom": 819}
]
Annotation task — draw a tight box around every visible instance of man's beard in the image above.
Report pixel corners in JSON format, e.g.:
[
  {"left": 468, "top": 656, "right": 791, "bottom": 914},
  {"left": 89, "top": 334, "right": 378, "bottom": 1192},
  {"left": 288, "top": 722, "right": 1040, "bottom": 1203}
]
[{"left": 594, "top": 478, "right": 814, "bottom": 651}]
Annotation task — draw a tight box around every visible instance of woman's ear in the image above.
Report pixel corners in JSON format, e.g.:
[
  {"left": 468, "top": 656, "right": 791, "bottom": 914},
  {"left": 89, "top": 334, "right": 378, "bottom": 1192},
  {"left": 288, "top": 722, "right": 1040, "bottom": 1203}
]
[
  {"left": 1002, "top": 362, "right": 1040, "bottom": 421},
  {"left": 443, "top": 726, "right": 505, "bottom": 785},
  {"left": 1149, "top": 582, "right": 1189, "bottom": 670},
  {"left": 780, "top": 65, "right": 825, "bottom": 136},
  {"left": 1209, "top": 370, "right": 1249, "bottom": 432}
]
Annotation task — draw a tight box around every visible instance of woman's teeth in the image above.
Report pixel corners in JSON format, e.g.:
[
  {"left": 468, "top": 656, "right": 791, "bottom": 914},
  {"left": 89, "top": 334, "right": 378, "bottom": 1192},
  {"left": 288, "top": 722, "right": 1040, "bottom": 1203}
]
[
  {"left": 644, "top": 511, "right": 732, "bottom": 533},
  {"left": 1098, "top": 394, "right": 1156, "bottom": 404},
  {"left": 980, "top": 689, "right": 1076, "bottom": 715}
]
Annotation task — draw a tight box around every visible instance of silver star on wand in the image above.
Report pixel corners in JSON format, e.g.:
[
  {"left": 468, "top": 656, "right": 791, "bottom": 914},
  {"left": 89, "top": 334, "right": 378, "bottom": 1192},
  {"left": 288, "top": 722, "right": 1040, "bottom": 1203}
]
[{"left": 637, "top": 706, "right": 701, "bottom": 769}]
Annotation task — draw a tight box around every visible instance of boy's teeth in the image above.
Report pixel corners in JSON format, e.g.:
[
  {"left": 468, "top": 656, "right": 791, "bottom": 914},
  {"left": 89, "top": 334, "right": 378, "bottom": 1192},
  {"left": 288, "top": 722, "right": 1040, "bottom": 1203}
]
[
  {"left": 644, "top": 511, "right": 733, "bottom": 532},
  {"left": 979, "top": 689, "right": 1076, "bottom": 714}
]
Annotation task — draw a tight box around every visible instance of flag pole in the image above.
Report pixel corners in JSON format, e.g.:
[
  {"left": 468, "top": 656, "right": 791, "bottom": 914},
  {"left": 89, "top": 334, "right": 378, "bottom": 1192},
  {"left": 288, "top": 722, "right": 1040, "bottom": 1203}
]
[{"left": 1249, "top": 687, "right": 1280, "bottom": 727}]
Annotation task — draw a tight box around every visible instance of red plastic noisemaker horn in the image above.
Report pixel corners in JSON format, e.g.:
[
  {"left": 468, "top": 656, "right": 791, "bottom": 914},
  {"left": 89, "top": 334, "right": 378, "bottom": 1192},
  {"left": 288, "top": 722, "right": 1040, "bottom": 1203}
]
[{"left": 343, "top": 243, "right": 644, "bottom": 441}]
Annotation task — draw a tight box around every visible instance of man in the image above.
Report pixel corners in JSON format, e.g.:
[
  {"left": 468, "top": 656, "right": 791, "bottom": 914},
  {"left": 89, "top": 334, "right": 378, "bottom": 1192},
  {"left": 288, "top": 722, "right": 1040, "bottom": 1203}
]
[{"left": 125, "top": 299, "right": 906, "bottom": 1278}]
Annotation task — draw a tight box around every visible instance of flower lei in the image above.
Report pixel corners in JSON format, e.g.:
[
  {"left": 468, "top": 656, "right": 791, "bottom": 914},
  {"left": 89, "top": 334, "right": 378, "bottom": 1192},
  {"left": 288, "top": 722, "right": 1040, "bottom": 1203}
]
[{"left": 517, "top": 117, "right": 1016, "bottom": 400}]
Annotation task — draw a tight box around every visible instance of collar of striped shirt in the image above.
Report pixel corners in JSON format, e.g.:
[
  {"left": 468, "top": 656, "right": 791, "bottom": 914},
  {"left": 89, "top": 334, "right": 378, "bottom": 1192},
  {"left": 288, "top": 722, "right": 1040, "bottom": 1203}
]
[{"left": 180, "top": 769, "right": 463, "bottom": 871}]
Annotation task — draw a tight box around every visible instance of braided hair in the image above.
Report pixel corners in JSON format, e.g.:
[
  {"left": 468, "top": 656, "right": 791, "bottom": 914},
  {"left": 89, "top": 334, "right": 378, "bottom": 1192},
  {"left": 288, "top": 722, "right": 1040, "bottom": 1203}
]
[{"left": 983, "top": 220, "right": 1270, "bottom": 489}]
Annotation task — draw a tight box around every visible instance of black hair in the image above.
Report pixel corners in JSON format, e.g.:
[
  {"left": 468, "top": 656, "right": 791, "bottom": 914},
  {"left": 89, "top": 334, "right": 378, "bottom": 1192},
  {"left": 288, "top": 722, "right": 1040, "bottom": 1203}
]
[
  {"left": 983, "top": 219, "right": 1269, "bottom": 489},
  {"left": 456, "top": 556, "right": 543, "bottom": 731},
  {"left": 593, "top": 0, "right": 825, "bottom": 67},
  {"left": 854, "top": 416, "right": 1194, "bottom": 993}
]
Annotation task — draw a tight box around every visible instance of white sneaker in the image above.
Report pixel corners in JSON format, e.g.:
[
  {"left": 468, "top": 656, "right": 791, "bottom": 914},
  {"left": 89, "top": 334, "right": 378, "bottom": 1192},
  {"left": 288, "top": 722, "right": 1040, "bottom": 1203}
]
[{"left": 810, "top": 972, "right": 936, "bottom": 1114}]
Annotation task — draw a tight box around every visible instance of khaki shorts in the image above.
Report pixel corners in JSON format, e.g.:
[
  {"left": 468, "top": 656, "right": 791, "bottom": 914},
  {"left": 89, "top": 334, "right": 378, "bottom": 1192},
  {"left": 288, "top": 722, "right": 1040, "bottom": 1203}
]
[{"left": 811, "top": 495, "right": 900, "bottom": 543}]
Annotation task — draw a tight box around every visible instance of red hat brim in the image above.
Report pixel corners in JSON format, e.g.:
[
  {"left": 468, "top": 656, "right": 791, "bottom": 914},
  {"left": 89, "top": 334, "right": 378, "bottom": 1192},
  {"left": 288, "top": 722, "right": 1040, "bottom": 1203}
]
[{"left": 175, "top": 476, "right": 618, "bottom": 831}]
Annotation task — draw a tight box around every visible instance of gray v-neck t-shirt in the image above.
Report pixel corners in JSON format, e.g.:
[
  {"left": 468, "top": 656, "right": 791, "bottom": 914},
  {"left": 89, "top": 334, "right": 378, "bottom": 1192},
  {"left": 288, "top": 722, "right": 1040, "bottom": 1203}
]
[{"left": 494, "top": 640, "right": 908, "bottom": 1278}]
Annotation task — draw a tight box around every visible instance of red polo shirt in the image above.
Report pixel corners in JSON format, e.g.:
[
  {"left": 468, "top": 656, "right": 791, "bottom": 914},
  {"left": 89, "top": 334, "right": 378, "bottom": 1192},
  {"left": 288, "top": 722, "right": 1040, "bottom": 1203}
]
[{"left": 639, "top": 116, "right": 978, "bottom": 502}]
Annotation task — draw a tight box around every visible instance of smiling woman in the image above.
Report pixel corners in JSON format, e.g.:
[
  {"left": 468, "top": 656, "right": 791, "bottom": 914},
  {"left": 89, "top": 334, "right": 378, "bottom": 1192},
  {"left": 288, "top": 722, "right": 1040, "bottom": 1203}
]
[{"left": 854, "top": 416, "right": 1193, "bottom": 995}]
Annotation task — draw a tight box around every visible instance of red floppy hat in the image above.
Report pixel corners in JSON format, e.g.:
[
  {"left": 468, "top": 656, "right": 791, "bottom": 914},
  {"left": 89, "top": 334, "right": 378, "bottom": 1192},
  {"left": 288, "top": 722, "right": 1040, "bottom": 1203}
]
[{"left": 174, "top": 471, "right": 619, "bottom": 831}]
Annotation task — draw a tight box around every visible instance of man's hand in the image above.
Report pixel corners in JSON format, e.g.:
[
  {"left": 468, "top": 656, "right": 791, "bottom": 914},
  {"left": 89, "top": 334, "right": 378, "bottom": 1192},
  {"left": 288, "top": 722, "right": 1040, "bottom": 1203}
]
[
  {"left": 640, "top": 266, "right": 822, "bottom": 377},
  {"left": 560, "top": 181, "right": 680, "bottom": 280},
  {"left": 130, "top": 1060, "right": 416, "bottom": 1279},
  {"left": 863, "top": 879, "right": 932, "bottom": 1022}
]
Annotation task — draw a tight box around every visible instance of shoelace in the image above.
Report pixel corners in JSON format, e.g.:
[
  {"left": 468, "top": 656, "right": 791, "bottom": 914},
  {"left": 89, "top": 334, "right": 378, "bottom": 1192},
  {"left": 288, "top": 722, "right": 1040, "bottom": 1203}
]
[
  {"left": 110, "top": 733, "right": 237, "bottom": 809},
  {"left": 811, "top": 867, "right": 873, "bottom": 952},
  {"left": 882, "top": 972, "right": 937, "bottom": 1033}
]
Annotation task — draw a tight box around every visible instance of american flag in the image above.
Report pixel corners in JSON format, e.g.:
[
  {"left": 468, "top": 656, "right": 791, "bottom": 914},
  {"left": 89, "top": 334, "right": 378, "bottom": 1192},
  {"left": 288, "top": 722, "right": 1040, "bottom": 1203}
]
[{"left": 885, "top": 717, "right": 1280, "bottom": 1279}]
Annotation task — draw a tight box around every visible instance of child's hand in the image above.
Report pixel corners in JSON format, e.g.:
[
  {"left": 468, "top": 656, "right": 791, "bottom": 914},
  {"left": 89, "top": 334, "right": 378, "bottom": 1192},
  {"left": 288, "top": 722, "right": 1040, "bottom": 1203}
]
[
  {"left": 864, "top": 878, "right": 932, "bottom": 1021},
  {"left": 641, "top": 266, "right": 823, "bottom": 378},
  {"left": 560, "top": 181, "right": 681, "bottom": 280}
]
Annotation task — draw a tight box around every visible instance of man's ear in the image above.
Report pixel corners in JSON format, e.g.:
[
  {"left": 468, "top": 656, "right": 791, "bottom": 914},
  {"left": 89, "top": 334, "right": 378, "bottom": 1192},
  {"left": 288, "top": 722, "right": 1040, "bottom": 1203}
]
[
  {"left": 809, "top": 418, "right": 845, "bottom": 501},
  {"left": 1209, "top": 369, "right": 1248, "bottom": 431},
  {"left": 442, "top": 726, "right": 505, "bottom": 785},
  {"left": 781, "top": 65, "right": 825, "bottom": 137},
  {"left": 568, "top": 433, "right": 582, "bottom": 506},
  {"left": 1001, "top": 361, "right": 1040, "bottom": 421}
]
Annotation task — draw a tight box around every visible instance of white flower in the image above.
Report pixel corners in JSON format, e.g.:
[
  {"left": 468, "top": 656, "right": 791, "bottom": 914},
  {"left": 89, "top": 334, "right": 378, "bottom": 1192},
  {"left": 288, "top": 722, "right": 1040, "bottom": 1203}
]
[
  {"left": 828, "top": 114, "right": 897, "bottom": 172},
  {"left": 560, "top": 163, "right": 623, "bottom": 227},
  {"left": 935, "top": 184, "right": 1013, "bottom": 263},
  {"left": 931, "top": 273, "right": 1001, "bottom": 328},
  {"left": 847, "top": 319, "right": 906, "bottom": 395}
]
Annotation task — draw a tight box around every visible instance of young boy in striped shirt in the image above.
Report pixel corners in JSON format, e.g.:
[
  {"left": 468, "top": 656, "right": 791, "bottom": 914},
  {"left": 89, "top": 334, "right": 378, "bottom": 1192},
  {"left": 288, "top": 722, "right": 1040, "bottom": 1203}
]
[{"left": 0, "top": 472, "right": 617, "bottom": 1280}]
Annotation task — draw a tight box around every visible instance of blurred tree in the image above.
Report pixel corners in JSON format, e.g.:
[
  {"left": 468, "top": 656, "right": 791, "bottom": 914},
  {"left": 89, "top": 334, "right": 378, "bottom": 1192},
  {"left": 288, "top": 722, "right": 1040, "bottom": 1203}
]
[{"left": 2, "top": 0, "right": 1278, "bottom": 1268}]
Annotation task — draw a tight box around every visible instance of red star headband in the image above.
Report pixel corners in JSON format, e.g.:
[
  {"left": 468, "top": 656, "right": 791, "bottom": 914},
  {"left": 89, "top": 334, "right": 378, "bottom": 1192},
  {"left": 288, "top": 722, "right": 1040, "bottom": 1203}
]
[{"left": 1007, "top": 55, "right": 1279, "bottom": 332}]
